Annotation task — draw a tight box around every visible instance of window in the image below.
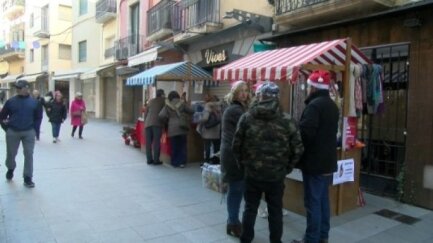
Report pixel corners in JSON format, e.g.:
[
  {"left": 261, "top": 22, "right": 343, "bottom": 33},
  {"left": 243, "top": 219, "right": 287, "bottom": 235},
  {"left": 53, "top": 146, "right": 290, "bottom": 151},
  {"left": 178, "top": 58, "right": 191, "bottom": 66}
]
[
  {"left": 78, "top": 40, "right": 87, "bottom": 62},
  {"left": 79, "top": 0, "right": 88, "bottom": 16},
  {"left": 30, "top": 49, "right": 34, "bottom": 62},
  {"left": 58, "top": 44, "right": 71, "bottom": 59},
  {"left": 29, "top": 13, "right": 34, "bottom": 28},
  {"left": 42, "top": 45, "right": 48, "bottom": 69}
]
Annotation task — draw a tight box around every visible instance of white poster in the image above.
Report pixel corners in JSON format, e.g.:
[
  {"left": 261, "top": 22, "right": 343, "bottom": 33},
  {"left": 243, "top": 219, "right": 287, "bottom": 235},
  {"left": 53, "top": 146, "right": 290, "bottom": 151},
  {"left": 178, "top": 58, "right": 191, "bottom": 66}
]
[
  {"left": 194, "top": 81, "right": 204, "bottom": 94},
  {"left": 333, "top": 159, "right": 355, "bottom": 185}
]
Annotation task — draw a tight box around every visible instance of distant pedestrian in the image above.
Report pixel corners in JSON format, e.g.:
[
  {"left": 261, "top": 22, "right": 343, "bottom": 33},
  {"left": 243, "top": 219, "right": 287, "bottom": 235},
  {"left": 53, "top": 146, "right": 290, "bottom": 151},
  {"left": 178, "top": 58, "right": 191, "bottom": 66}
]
[
  {"left": 291, "top": 70, "right": 339, "bottom": 243},
  {"left": 198, "top": 94, "right": 222, "bottom": 165},
  {"left": 32, "top": 90, "right": 45, "bottom": 140},
  {"left": 158, "top": 91, "right": 193, "bottom": 168},
  {"left": 144, "top": 89, "right": 165, "bottom": 165},
  {"left": 233, "top": 81, "right": 303, "bottom": 243},
  {"left": 46, "top": 91, "right": 67, "bottom": 143},
  {"left": 70, "top": 92, "right": 86, "bottom": 139},
  {"left": 220, "top": 80, "right": 250, "bottom": 238},
  {"left": 0, "top": 80, "right": 42, "bottom": 188}
]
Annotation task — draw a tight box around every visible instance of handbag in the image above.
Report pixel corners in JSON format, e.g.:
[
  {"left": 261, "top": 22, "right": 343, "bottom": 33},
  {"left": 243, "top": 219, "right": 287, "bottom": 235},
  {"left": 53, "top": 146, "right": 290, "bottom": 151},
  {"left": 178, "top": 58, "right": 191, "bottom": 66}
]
[{"left": 81, "top": 111, "right": 88, "bottom": 125}]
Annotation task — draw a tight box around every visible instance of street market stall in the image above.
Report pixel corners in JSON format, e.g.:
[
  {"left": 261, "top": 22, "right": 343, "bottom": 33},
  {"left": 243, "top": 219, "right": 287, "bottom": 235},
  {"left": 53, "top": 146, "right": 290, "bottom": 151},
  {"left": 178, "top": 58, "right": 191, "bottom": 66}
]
[
  {"left": 126, "top": 61, "right": 214, "bottom": 164},
  {"left": 213, "top": 38, "right": 374, "bottom": 215}
]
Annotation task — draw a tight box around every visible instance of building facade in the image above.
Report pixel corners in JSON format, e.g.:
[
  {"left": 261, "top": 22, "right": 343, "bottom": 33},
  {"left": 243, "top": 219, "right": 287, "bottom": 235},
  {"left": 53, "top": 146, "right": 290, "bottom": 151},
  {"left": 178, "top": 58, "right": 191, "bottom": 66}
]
[
  {"left": 24, "top": 0, "right": 72, "bottom": 99},
  {"left": 0, "top": 0, "right": 26, "bottom": 98}
]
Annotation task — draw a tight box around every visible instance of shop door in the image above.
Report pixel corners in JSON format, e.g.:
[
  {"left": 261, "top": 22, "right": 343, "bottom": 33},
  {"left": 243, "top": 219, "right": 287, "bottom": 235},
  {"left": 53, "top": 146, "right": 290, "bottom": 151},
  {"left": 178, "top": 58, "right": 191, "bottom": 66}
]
[
  {"left": 359, "top": 43, "right": 409, "bottom": 197},
  {"left": 103, "top": 77, "right": 117, "bottom": 120},
  {"left": 55, "top": 80, "right": 70, "bottom": 111}
]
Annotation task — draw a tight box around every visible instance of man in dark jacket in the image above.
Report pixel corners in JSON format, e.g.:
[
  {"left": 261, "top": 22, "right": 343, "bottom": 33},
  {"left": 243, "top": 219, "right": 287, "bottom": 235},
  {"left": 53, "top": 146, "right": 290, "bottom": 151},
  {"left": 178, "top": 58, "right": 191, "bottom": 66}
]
[
  {"left": 0, "top": 80, "right": 42, "bottom": 188},
  {"left": 144, "top": 89, "right": 165, "bottom": 165},
  {"left": 292, "top": 70, "right": 339, "bottom": 243},
  {"left": 233, "top": 82, "right": 304, "bottom": 243}
]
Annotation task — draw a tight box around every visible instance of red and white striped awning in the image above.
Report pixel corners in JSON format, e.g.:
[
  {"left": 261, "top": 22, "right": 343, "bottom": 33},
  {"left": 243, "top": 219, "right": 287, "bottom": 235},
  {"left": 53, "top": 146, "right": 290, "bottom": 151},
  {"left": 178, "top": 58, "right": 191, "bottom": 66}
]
[{"left": 213, "top": 38, "right": 371, "bottom": 83}]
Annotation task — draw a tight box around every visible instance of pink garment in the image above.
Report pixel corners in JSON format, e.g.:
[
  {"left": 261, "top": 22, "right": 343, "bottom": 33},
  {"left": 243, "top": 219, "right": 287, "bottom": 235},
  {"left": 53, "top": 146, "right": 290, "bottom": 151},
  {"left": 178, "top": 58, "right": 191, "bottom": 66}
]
[{"left": 70, "top": 98, "right": 86, "bottom": 126}]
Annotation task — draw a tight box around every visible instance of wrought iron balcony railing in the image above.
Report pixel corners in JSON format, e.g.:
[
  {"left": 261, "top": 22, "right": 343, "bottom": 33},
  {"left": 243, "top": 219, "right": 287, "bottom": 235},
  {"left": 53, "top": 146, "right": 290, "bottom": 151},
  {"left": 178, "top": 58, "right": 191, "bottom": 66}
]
[
  {"left": 0, "top": 43, "right": 25, "bottom": 56},
  {"left": 275, "top": 0, "right": 329, "bottom": 15},
  {"left": 95, "top": 0, "right": 117, "bottom": 23},
  {"left": 147, "top": 0, "right": 176, "bottom": 36},
  {"left": 2, "top": 0, "right": 25, "bottom": 13},
  {"left": 172, "top": 0, "right": 220, "bottom": 34},
  {"left": 114, "top": 35, "right": 148, "bottom": 60}
]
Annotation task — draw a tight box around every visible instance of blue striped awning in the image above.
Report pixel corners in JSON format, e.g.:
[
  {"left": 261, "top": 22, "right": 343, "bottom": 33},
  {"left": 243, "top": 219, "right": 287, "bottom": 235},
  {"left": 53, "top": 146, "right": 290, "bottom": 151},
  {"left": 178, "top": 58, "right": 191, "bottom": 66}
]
[{"left": 126, "top": 61, "right": 213, "bottom": 86}]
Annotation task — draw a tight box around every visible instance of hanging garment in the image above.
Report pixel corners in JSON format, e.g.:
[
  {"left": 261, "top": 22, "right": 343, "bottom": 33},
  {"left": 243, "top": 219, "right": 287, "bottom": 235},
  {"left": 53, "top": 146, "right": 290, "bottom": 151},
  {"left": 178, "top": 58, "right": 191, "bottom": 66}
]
[{"left": 354, "top": 64, "right": 363, "bottom": 116}]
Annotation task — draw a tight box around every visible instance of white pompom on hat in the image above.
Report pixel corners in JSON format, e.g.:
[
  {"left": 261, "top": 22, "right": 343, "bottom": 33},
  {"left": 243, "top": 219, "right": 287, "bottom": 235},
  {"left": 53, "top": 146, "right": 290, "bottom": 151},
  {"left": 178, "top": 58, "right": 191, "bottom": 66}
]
[{"left": 307, "top": 70, "right": 331, "bottom": 89}]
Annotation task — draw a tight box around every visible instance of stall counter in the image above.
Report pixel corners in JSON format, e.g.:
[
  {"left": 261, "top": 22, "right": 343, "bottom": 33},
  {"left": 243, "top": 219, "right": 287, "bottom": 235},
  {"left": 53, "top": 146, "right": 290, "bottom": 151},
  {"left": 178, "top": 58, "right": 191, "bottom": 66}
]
[
  {"left": 283, "top": 148, "right": 362, "bottom": 216},
  {"left": 136, "top": 120, "right": 203, "bottom": 164}
]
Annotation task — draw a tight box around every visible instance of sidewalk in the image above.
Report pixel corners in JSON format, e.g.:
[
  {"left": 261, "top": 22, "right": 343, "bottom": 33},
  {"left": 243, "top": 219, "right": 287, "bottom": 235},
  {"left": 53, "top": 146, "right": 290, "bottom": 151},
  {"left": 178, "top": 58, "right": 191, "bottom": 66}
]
[{"left": 0, "top": 118, "right": 432, "bottom": 243}]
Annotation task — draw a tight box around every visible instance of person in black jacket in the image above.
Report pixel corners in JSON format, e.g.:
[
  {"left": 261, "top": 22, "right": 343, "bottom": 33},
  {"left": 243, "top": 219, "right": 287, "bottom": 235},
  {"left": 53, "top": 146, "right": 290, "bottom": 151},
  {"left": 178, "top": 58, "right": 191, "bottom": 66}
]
[
  {"left": 0, "top": 80, "right": 42, "bottom": 188},
  {"left": 32, "top": 90, "right": 45, "bottom": 140},
  {"left": 46, "top": 91, "right": 67, "bottom": 143},
  {"left": 220, "top": 80, "right": 251, "bottom": 238},
  {"left": 292, "top": 70, "right": 339, "bottom": 243}
]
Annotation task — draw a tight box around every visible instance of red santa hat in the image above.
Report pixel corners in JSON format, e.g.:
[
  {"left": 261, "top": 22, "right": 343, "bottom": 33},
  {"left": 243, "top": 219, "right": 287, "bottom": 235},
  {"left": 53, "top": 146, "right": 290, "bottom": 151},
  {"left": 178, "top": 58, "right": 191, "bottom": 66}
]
[{"left": 307, "top": 70, "right": 331, "bottom": 89}]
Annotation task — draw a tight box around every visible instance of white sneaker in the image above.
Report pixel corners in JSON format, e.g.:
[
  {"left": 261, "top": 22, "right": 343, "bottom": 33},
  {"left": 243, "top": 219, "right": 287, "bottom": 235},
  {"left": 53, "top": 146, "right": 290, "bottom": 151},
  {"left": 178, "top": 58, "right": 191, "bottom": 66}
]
[
  {"left": 56, "top": 138, "right": 61, "bottom": 142},
  {"left": 53, "top": 139, "right": 57, "bottom": 143}
]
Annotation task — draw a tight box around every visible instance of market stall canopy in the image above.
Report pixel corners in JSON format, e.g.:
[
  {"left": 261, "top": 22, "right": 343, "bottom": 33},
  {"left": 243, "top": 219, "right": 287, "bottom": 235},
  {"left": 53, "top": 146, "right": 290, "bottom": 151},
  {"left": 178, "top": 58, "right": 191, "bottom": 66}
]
[
  {"left": 126, "top": 61, "right": 213, "bottom": 86},
  {"left": 213, "top": 38, "right": 371, "bottom": 83}
]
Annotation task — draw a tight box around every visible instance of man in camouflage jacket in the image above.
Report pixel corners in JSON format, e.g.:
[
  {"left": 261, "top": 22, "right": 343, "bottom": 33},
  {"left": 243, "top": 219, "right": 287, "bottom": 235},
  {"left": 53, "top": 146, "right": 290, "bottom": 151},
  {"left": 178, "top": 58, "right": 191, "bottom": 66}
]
[{"left": 232, "top": 82, "right": 304, "bottom": 243}]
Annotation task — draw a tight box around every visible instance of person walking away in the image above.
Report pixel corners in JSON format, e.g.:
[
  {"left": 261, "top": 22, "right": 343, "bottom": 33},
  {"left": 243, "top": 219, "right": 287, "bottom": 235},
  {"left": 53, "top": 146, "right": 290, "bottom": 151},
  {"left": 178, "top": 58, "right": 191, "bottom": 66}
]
[
  {"left": 291, "top": 70, "right": 339, "bottom": 243},
  {"left": 158, "top": 91, "right": 193, "bottom": 168},
  {"left": 144, "top": 89, "right": 166, "bottom": 165},
  {"left": 199, "top": 94, "right": 222, "bottom": 164},
  {"left": 46, "top": 91, "right": 67, "bottom": 143},
  {"left": 233, "top": 82, "right": 304, "bottom": 243},
  {"left": 32, "top": 90, "right": 45, "bottom": 140},
  {"left": 0, "top": 80, "right": 43, "bottom": 188},
  {"left": 70, "top": 92, "right": 86, "bottom": 139},
  {"left": 219, "top": 81, "right": 250, "bottom": 238}
]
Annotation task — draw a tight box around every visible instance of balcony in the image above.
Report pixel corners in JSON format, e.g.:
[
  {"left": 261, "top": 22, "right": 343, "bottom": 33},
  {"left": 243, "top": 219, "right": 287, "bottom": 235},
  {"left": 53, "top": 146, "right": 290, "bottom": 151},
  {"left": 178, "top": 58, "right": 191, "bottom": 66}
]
[
  {"left": 95, "top": 0, "right": 117, "bottom": 24},
  {"left": 34, "top": 14, "right": 50, "bottom": 38},
  {"left": 2, "top": 0, "right": 25, "bottom": 20},
  {"left": 147, "top": 0, "right": 176, "bottom": 41},
  {"left": 0, "top": 43, "right": 25, "bottom": 61},
  {"left": 274, "top": 0, "right": 395, "bottom": 29},
  {"left": 114, "top": 35, "right": 148, "bottom": 60},
  {"left": 172, "top": 0, "right": 222, "bottom": 43}
]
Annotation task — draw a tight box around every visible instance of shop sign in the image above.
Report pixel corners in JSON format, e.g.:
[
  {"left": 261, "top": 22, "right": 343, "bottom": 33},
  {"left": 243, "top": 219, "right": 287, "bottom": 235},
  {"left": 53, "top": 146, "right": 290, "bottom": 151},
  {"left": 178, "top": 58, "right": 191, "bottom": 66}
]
[
  {"left": 199, "top": 42, "right": 234, "bottom": 67},
  {"left": 204, "top": 49, "right": 227, "bottom": 65}
]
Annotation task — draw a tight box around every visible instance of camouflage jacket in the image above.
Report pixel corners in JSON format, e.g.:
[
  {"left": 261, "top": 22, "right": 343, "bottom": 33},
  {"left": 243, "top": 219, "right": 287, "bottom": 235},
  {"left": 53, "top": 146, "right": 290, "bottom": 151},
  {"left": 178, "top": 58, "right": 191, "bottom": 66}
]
[{"left": 232, "top": 99, "right": 304, "bottom": 182}]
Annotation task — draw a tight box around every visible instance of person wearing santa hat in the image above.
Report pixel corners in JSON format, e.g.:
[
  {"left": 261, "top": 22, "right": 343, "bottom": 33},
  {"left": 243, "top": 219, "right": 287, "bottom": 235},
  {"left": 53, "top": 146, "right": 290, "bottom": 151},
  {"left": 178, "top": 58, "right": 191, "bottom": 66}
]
[{"left": 292, "top": 70, "right": 339, "bottom": 243}]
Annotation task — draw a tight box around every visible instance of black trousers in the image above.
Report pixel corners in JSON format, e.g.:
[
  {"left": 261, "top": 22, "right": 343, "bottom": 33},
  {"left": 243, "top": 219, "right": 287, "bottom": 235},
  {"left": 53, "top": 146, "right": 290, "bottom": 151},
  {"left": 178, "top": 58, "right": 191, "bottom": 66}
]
[{"left": 240, "top": 178, "right": 285, "bottom": 243}]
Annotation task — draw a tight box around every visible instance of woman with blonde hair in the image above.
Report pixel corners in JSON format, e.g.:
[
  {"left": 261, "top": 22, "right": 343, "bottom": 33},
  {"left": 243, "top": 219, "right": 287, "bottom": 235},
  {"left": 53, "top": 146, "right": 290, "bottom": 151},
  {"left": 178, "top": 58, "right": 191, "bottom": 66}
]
[{"left": 220, "top": 80, "right": 251, "bottom": 237}]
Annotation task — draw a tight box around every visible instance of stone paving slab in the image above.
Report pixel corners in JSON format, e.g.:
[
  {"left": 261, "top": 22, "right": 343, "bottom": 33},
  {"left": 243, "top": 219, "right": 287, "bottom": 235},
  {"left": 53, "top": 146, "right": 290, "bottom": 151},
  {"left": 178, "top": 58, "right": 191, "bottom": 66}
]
[{"left": 0, "top": 118, "right": 432, "bottom": 243}]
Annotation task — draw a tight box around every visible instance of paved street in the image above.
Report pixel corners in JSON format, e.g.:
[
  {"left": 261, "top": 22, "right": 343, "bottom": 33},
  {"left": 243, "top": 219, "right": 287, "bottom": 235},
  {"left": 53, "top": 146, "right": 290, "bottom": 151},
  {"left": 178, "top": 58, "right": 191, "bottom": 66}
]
[{"left": 0, "top": 118, "right": 432, "bottom": 243}]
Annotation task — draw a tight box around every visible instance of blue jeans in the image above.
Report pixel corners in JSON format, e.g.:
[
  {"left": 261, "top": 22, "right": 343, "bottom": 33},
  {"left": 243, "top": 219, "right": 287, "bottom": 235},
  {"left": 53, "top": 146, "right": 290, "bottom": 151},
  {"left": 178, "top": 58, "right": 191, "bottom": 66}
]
[
  {"left": 169, "top": 135, "right": 187, "bottom": 167},
  {"left": 227, "top": 180, "right": 244, "bottom": 224},
  {"left": 145, "top": 126, "right": 162, "bottom": 163},
  {"left": 302, "top": 172, "right": 332, "bottom": 243},
  {"left": 51, "top": 122, "right": 61, "bottom": 138}
]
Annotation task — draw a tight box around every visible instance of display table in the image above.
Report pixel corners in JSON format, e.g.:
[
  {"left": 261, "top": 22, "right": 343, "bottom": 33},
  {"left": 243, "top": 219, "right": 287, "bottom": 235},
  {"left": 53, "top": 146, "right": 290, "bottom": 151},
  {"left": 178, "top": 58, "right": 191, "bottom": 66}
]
[
  {"left": 283, "top": 148, "right": 361, "bottom": 216},
  {"left": 137, "top": 120, "right": 203, "bottom": 164}
]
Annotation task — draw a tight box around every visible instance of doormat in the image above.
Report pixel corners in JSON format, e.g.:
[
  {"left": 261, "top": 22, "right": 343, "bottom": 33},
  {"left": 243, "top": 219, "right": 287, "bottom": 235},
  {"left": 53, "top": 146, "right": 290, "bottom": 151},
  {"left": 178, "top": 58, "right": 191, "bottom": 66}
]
[{"left": 374, "top": 209, "right": 420, "bottom": 225}]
